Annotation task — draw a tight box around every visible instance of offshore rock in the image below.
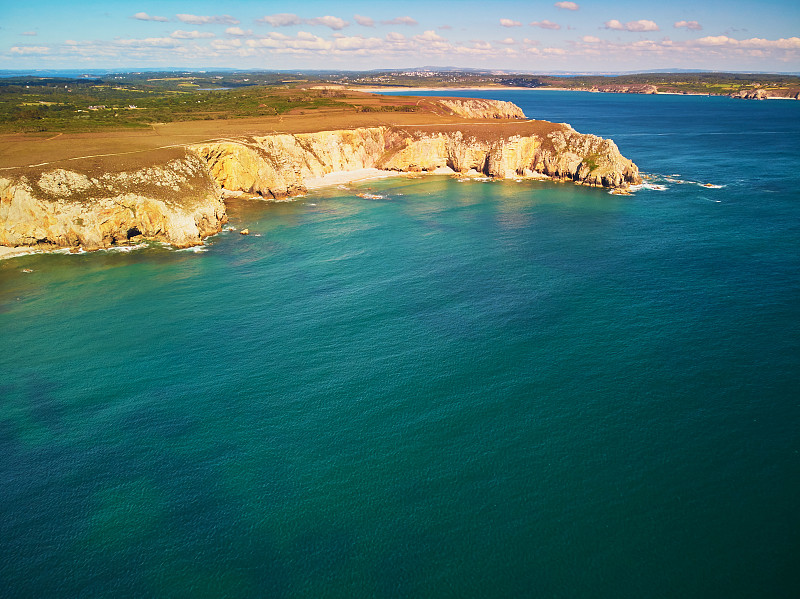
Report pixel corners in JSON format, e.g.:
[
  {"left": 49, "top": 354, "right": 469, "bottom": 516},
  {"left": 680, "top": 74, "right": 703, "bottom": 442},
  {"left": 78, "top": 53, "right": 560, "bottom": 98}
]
[{"left": 0, "top": 154, "right": 226, "bottom": 250}]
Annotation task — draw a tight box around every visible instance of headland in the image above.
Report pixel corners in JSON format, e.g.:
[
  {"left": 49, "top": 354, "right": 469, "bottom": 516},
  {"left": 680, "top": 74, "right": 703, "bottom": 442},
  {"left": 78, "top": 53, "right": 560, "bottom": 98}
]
[{"left": 1, "top": 90, "right": 640, "bottom": 257}]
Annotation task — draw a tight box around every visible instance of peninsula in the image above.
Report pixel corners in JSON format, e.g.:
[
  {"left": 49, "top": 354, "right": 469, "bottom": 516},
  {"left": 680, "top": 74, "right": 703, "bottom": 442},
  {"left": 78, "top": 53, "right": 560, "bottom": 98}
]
[{"left": 0, "top": 86, "right": 640, "bottom": 255}]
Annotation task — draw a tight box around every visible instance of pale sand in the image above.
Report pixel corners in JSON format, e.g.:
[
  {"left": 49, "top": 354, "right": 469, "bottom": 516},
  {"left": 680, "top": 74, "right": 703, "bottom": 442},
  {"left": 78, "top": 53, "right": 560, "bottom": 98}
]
[
  {"left": 304, "top": 168, "right": 408, "bottom": 189},
  {"left": 0, "top": 246, "right": 40, "bottom": 261}
]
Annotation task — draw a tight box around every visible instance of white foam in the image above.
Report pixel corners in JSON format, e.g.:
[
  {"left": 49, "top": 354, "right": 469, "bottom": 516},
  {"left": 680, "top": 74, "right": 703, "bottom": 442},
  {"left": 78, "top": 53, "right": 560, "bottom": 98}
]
[
  {"left": 98, "top": 243, "right": 148, "bottom": 253},
  {"left": 632, "top": 183, "right": 668, "bottom": 191}
]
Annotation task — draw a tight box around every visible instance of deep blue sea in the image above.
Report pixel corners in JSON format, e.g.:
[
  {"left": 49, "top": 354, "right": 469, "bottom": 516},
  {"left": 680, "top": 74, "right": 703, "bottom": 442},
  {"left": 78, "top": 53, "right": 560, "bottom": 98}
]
[{"left": 1, "top": 91, "right": 799, "bottom": 598}]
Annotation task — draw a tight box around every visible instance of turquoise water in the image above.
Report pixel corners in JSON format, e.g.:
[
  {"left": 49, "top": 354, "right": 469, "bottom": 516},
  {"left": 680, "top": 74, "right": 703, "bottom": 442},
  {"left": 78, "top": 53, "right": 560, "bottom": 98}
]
[{"left": 1, "top": 92, "right": 799, "bottom": 597}]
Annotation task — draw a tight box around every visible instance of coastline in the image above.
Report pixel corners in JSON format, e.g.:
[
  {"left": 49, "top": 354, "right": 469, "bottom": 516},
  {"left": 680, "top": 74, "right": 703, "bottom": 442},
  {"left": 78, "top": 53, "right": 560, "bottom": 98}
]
[
  {"left": 304, "top": 167, "right": 409, "bottom": 189},
  {"left": 351, "top": 85, "right": 799, "bottom": 100},
  {"left": 0, "top": 168, "right": 576, "bottom": 260},
  {"left": 1, "top": 98, "right": 641, "bottom": 259},
  {"left": 350, "top": 86, "right": 713, "bottom": 97},
  {"left": 0, "top": 246, "right": 43, "bottom": 261}
]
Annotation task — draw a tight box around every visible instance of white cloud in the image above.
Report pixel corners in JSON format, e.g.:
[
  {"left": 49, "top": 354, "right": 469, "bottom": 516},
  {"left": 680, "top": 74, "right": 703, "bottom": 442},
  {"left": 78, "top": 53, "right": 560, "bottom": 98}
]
[
  {"left": 176, "top": 14, "right": 239, "bottom": 26},
  {"left": 12, "top": 20, "right": 797, "bottom": 69},
  {"left": 306, "top": 16, "right": 349, "bottom": 30},
  {"left": 626, "top": 20, "right": 659, "bottom": 32},
  {"left": 212, "top": 39, "right": 242, "bottom": 50},
  {"left": 355, "top": 15, "right": 375, "bottom": 27},
  {"left": 21, "top": 31, "right": 37, "bottom": 36},
  {"left": 695, "top": 35, "right": 800, "bottom": 49},
  {"left": 500, "top": 19, "right": 522, "bottom": 28},
  {"left": 605, "top": 19, "right": 659, "bottom": 32},
  {"left": 115, "top": 37, "right": 183, "bottom": 48},
  {"left": 563, "top": 33, "right": 800, "bottom": 65},
  {"left": 333, "top": 35, "right": 383, "bottom": 51},
  {"left": 132, "top": 12, "right": 168, "bottom": 22},
  {"left": 554, "top": 2, "right": 579, "bottom": 10},
  {"left": 255, "top": 14, "right": 349, "bottom": 30},
  {"left": 10, "top": 45, "right": 49, "bottom": 55},
  {"left": 256, "top": 14, "right": 302, "bottom": 27},
  {"left": 381, "top": 17, "right": 418, "bottom": 26},
  {"left": 226, "top": 27, "right": 253, "bottom": 36},
  {"left": 414, "top": 30, "right": 446, "bottom": 42},
  {"left": 170, "top": 30, "right": 215, "bottom": 39},
  {"left": 247, "top": 31, "right": 331, "bottom": 51},
  {"left": 530, "top": 20, "right": 561, "bottom": 30},
  {"left": 674, "top": 20, "right": 702, "bottom": 31}
]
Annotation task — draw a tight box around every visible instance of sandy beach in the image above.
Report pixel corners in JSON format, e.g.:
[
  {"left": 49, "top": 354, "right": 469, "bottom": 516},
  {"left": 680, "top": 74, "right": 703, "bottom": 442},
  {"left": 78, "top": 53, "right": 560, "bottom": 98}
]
[
  {"left": 0, "top": 246, "right": 39, "bottom": 260},
  {"left": 304, "top": 167, "right": 409, "bottom": 189}
]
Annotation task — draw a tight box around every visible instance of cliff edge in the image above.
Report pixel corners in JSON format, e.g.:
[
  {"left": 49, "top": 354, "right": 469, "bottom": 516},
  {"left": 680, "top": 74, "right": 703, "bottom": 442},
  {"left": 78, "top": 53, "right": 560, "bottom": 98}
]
[
  {"left": 190, "top": 121, "right": 640, "bottom": 200},
  {"left": 1, "top": 99, "right": 640, "bottom": 253},
  {"left": 0, "top": 154, "right": 225, "bottom": 250}
]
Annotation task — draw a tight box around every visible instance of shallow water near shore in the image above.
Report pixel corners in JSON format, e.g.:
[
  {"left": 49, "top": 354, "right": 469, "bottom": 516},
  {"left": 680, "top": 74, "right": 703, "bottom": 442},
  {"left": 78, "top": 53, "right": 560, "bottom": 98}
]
[{"left": 1, "top": 92, "right": 799, "bottom": 597}]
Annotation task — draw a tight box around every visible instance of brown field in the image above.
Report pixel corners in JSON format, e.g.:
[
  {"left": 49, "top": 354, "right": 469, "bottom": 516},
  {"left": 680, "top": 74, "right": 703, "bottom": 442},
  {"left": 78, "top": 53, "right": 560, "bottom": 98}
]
[{"left": 0, "top": 92, "right": 543, "bottom": 173}]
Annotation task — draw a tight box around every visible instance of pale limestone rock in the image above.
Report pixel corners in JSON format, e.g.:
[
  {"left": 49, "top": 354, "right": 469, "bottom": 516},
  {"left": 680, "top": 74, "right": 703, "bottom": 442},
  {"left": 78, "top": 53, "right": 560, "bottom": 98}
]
[
  {"left": 190, "top": 125, "right": 640, "bottom": 198},
  {"left": 2, "top": 103, "right": 641, "bottom": 253},
  {"left": 436, "top": 98, "right": 526, "bottom": 119},
  {"left": 1, "top": 154, "right": 226, "bottom": 250}
]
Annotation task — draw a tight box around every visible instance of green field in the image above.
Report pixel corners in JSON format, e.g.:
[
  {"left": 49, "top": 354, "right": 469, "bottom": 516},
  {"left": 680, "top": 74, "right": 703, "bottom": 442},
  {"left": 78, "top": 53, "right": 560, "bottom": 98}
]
[
  {"left": 2, "top": 70, "right": 798, "bottom": 133},
  {"left": 0, "top": 73, "right": 348, "bottom": 133}
]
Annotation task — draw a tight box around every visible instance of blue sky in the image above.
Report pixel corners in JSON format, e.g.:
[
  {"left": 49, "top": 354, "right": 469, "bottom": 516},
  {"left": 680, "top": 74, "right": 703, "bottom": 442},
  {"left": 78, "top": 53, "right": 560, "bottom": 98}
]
[{"left": 2, "top": 1, "right": 799, "bottom": 72}]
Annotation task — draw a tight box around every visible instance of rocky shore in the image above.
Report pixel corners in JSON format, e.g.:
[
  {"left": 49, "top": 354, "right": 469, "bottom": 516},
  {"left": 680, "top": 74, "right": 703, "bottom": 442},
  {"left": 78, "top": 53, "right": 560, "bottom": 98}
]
[
  {"left": 0, "top": 155, "right": 226, "bottom": 251},
  {"left": 0, "top": 98, "right": 640, "bottom": 255},
  {"left": 192, "top": 122, "right": 640, "bottom": 200}
]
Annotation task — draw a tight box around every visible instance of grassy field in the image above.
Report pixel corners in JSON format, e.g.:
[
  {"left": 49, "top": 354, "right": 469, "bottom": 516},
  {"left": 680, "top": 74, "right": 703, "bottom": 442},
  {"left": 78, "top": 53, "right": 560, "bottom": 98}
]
[
  {"left": 0, "top": 79, "right": 349, "bottom": 133},
  {"left": 532, "top": 72, "right": 800, "bottom": 96},
  {"left": 3, "top": 70, "right": 798, "bottom": 135}
]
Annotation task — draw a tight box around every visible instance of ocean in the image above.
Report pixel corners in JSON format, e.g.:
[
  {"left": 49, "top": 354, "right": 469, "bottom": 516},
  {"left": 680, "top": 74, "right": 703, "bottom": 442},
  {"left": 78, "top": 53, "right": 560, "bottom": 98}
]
[{"left": 1, "top": 91, "right": 798, "bottom": 597}]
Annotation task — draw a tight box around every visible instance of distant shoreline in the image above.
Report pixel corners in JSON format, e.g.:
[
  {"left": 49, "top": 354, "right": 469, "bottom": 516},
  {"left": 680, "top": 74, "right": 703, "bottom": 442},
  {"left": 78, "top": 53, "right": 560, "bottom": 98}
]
[{"left": 350, "top": 86, "right": 799, "bottom": 100}]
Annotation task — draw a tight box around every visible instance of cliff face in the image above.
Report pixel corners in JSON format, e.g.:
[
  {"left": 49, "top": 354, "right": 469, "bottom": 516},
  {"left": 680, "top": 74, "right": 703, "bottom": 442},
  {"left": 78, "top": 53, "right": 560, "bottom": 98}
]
[
  {"left": 191, "top": 123, "right": 640, "bottom": 199},
  {"left": 436, "top": 98, "right": 527, "bottom": 119},
  {"left": 1, "top": 99, "right": 642, "bottom": 252},
  {"left": 0, "top": 155, "right": 226, "bottom": 250}
]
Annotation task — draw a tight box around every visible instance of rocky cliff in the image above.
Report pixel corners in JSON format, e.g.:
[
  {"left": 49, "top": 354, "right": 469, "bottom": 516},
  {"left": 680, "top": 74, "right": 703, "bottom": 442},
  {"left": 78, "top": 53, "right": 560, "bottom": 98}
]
[
  {"left": 436, "top": 98, "right": 527, "bottom": 119},
  {"left": 0, "top": 154, "right": 226, "bottom": 250},
  {"left": 191, "top": 122, "right": 640, "bottom": 199},
  {"left": 1, "top": 100, "right": 641, "bottom": 253}
]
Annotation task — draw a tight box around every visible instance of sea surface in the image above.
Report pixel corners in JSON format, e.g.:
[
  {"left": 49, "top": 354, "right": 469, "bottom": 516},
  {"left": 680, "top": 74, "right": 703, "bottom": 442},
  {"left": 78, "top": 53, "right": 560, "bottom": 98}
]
[{"left": 1, "top": 91, "right": 799, "bottom": 598}]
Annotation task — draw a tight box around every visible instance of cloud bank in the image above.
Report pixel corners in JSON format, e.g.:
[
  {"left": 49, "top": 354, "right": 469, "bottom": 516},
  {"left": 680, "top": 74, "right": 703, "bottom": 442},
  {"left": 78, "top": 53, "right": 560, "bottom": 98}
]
[
  {"left": 176, "top": 14, "right": 240, "bottom": 26},
  {"left": 132, "top": 12, "right": 168, "bottom": 22},
  {"left": 605, "top": 19, "right": 660, "bottom": 32},
  {"left": 531, "top": 20, "right": 561, "bottom": 30},
  {"left": 675, "top": 20, "right": 703, "bottom": 31}
]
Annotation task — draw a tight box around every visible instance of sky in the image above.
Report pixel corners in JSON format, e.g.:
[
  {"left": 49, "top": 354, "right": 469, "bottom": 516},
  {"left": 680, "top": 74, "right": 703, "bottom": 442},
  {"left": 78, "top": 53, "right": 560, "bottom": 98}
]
[{"left": 2, "top": 1, "right": 799, "bottom": 73}]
